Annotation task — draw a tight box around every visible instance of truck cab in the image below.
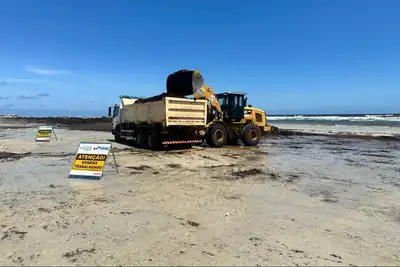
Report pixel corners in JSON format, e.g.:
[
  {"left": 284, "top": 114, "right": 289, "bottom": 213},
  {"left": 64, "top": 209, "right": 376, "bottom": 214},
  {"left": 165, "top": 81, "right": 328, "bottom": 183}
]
[{"left": 108, "top": 104, "right": 121, "bottom": 135}]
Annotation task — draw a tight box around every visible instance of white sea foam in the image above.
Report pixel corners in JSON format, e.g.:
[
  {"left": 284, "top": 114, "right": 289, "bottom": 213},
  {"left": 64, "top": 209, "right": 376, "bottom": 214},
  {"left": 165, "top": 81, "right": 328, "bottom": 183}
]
[
  {"left": 272, "top": 123, "right": 400, "bottom": 138},
  {"left": 268, "top": 114, "right": 400, "bottom": 122}
]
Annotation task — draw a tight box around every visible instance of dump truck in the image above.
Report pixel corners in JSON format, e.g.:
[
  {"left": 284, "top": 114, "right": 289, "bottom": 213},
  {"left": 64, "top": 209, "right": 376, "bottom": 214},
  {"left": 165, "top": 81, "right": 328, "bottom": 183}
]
[
  {"left": 109, "top": 95, "right": 208, "bottom": 149},
  {"left": 109, "top": 69, "right": 276, "bottom": 149},
  {"left": 108, "top": 70, "right": 209, "bottom": 149}
]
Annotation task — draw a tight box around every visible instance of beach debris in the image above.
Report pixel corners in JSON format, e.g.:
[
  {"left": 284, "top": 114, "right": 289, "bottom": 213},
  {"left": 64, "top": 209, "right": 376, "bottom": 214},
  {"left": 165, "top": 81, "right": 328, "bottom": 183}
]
[
  {"left": 249, "top": 236, "right": 262, "bottom": 242},
  {"left": 202, "top": 251, "right": 215, "bottom": 256},
  {"left": 166, "top": 163, "right": 182, "bottom": 168},
  {"left": 93, "top": 197, "right": 109, "bottom": 203},
  {"left": 37, "top": 207, "right": 52, "bottom": 213},
  {"left": 1, "top": 227, "right": 27, "bottom": 240},
  {"left": 286, "top": 174, "right": 301, "bottom": 183},
  {"left": 330, "top": 253, "right": 343, "bottom": 260},
  {"left": 119, "top": 211, "right": 133, "bottom": 215},
  {"left": 0, "top": 151, "right": 31, "bottom": 161},
  {"left": 291, "top": 249, "right": 305, "bottom": 254},
  {"left": 232, "top": 168, "right": 264, "bottom": 178},
  {"left": 186, "top": 220, "right": 200, "bottom": 227},
  {"left": 249, "top": 236, "right": 263, "bottom": 247},
  {"left": 62, "top": 247, "right": 96, "bottom": 258},
  {"left": 12, "top": 256, "right": 24, "bottom": 265},
  {"left": 224, "top": 194, "right": 241, "bottom": 200},
  {"left": 268, "top": 172, "right": 280, "bottom": 180},
  {"left": 127, "top": 165, "right": 152, "bottom": 171}
]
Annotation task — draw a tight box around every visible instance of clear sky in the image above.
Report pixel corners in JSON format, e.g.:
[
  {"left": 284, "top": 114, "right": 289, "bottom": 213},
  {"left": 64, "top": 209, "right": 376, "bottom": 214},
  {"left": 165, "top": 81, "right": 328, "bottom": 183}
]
[{"left": 0, "top": 0, "right": 399, "bottom": 116}]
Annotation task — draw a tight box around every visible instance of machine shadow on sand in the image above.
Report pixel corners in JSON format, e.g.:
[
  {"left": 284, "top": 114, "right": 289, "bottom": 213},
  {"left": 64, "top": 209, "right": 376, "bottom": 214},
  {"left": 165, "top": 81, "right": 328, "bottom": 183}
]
[{"left": 105, "top": 138, "right": 200, "bottom": 152}]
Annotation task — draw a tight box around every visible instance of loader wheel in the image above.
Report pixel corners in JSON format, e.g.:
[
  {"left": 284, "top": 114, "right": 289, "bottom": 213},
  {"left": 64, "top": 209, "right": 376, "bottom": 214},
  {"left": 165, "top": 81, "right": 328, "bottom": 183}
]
[
  {"left": 206, "top": 124, "right": 227, "bottom": 148},
  {"left": 136, "top": 131, "right": 147, "bottom": 148},
  {"left": 147, "top": 132, "right": 161, "bottom": 150},
  {"left": 242, "top": 124, "right": 261, "bottom": 146}
]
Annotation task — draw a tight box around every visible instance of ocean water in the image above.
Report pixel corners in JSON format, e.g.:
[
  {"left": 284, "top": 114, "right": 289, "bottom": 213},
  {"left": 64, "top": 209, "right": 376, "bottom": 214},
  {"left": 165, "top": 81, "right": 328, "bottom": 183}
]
[
  {"left": 268, "top": 114, "right": 400, "bottom": 137},
  {"left": 1, "top": 110, "right": 399, "bottom": 138},
  {"left": 268, "top": 114, "right": 400, "bottom": 127}
]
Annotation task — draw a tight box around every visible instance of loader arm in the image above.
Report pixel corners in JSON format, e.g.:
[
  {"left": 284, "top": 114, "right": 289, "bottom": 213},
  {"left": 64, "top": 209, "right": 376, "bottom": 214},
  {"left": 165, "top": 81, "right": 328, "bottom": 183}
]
[{"left": 193, "top": 85, "right": 222, "bottom": 114}]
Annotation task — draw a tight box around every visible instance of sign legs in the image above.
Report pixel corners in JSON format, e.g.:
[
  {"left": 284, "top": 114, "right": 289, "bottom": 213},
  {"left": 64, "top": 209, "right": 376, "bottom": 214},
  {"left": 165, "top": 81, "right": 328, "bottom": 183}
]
[
  {"left": 111, "top": 145, "right": 119, "bottom": 174},
  {"left": 52, "top": 128, "right": 58, "bottom": 141}
]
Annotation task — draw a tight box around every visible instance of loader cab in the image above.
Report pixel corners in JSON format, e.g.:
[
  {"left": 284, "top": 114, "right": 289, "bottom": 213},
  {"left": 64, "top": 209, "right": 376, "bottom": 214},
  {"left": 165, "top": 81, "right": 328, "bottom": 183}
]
[{"left": 216, "top": 92, "right": 247, "bottom": 121}]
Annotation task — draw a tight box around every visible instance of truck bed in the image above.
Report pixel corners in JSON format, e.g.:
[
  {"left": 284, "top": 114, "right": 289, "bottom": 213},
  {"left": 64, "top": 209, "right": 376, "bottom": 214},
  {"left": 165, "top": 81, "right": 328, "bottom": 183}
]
[{"left": 121, "top": 96, "right": 207, "bottom": 127}]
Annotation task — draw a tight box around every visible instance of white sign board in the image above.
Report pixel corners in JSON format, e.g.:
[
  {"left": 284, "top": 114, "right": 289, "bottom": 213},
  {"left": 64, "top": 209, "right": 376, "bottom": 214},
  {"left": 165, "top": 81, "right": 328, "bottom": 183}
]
[
  {"left": 35, "top": 125, "right": 55, "bottom": 142},
  {"left": 68, "top": 142, "right": 116, "bottom": 180}
]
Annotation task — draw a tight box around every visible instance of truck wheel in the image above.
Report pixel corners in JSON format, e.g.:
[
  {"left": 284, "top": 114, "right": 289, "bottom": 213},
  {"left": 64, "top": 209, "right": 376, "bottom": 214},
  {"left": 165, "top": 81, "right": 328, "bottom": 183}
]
[
  {"left": 242, "top": 124, "right": 261, "bottom": 146},
  {"left": 136, "top": 131, "right": 147, "bottom": 148},
  {"left": 115, "top": 126, "right": 122, "bottom": 142},
  {"left": 147, "top": 132, "right": 161, "bottom": 150},
  {"left": 206, "top": 124, "right": 227, "bottom": 148}
]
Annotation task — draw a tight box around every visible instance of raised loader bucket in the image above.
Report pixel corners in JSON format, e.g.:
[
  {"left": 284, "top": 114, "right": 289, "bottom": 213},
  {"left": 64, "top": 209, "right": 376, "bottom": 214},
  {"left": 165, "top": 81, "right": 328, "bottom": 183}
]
[{"left": 166, "top": 69, "right": 204, "bottom": 96}]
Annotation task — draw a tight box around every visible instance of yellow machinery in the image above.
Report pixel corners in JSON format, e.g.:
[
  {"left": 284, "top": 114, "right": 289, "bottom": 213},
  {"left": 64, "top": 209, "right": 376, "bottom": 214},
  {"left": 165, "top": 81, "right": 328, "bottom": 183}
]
[
  {"left": 192, "top": 75, "right": 276, "bottom": 147},
  {"left": 108, "top": 69, "right": 276, "bottom": 149},
  {"left": 243, "top": 106, "right": 275, "bottom": 133}
]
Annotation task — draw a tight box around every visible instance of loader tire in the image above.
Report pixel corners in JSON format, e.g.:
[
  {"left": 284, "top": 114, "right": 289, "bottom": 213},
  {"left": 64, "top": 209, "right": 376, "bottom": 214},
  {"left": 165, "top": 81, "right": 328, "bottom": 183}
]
[
  {"left": 206, "top": 123, "right": 227, "bottom": 148},
  {"left": 242, "top": 124, "right": 261, "bottom": 146}
]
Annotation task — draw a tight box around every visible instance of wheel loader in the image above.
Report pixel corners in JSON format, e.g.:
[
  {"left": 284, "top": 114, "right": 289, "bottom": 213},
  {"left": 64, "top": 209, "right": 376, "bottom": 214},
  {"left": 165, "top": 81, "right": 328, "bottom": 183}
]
[{"left": 192, "top": 74, "right": 276, "bottom": 147}]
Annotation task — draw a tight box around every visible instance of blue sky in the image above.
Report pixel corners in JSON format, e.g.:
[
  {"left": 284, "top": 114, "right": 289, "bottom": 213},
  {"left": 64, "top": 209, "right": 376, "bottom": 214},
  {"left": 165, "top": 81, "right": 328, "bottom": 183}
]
[{"left": 0, "top": 0, "right": 399, "bottom": 116}]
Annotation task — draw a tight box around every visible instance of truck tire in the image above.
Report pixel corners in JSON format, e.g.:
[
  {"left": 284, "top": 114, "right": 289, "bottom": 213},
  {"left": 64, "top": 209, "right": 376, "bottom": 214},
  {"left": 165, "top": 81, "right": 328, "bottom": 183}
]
[
  {"left": 147, "top": 132, "right": 161, "bottom": 150},
  {"left": 242, "top": 124, "right": 261, "bottom": 146},
  {"left": 206, "top": 123, "right": 227, "bottom": 148},
  {"left": 136, "top": 131, "right": 147, "bottom": 148},
  {"left": 115, "top": 126, "right": 122, "bottom": 142}
]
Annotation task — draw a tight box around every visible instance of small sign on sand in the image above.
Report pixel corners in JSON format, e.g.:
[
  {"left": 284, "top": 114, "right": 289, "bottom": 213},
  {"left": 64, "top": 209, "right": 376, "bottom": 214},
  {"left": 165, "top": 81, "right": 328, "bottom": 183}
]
[
  {"left": 35, "top": 125, "right": 58, "bottom": 142},
  {"left": 68, "top": 142, "right": 118, "bottom": 180}
]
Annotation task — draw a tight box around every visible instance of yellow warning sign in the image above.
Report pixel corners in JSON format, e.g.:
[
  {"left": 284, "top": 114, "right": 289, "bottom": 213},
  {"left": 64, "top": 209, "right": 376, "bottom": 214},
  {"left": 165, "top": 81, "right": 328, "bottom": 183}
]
[
  {"left": 68, "top": 142, "right": 118, "bottom": 180},
  {"left": 72, "top": 153, "right": 107, "bottom": 171},
  {"left": 35, "top": 125, "right": 58, "bottom": 142},
  {"left": 37, "top": 129, "right": 51, "bottom": 138}
]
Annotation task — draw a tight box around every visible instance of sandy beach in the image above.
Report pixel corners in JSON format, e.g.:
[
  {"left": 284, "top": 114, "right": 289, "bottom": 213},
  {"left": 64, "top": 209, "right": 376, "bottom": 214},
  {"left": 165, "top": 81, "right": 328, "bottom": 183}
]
[{"left": 0, "top": 118, "right": 399, "bottom": 266}]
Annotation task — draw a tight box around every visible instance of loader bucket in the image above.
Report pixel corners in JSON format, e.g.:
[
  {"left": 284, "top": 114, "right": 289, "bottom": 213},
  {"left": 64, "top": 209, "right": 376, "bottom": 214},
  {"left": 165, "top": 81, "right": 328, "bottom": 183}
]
[{"left": 166, "top": 69, "right": 204, "bottom": 96}]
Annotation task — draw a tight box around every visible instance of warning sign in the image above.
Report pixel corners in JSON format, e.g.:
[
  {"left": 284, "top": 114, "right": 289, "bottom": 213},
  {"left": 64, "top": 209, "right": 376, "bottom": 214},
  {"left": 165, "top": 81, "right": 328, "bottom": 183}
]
[
  {"left": 35, "top": 125, "right": 57, "bottom": 142},
  {"left": 72, "top": 153, "right": 107, "bottom": 171},
  {"left": 68, "top": 142, "right": 117, "bottom": 180}
]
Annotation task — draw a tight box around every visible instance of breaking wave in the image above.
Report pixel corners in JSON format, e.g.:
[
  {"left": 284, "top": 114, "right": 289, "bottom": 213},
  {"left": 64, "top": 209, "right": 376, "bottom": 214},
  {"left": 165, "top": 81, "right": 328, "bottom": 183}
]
[{"left": 268, "top": 114, "right": 400, "bottom": 122}]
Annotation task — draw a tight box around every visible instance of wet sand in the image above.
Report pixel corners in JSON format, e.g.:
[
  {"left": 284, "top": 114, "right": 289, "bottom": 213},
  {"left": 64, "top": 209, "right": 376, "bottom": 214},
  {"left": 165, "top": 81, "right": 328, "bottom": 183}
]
[
  {"left": 0, "top": 118, "right": 399, "bottom": 266},
  {"left": 271, "top": 122, "right": 400, "bottom": 140}
]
